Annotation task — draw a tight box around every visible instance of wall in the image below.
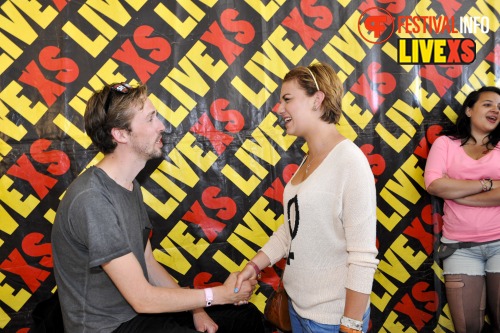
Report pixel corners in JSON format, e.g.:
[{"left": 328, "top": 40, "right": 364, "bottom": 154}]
[{"left": 0, "top": 0, "right": 498, "bottom": 331}]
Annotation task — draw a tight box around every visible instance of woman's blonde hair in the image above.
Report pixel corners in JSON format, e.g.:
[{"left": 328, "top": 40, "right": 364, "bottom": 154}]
[{"left": 283, "top": 61, "right": 343, "bottom": 124}]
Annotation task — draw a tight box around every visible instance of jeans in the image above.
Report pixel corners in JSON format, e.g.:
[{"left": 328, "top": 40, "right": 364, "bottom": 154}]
[
  {"left": 443, "top": 240, "right": 500, "bottom": 275},
  {"left": 288, "top": 301, "right": 371, "bottom": 333}
]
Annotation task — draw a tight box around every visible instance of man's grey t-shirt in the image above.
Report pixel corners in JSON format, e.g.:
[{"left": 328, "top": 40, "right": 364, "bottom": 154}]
[{"left": 52, "top": 167, "right": 151, "bottom": 332}]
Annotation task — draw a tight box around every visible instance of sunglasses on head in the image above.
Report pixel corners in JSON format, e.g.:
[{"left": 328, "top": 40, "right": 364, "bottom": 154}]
[{"left": 103, "top": 83, "right": 132, "bottom": 114}]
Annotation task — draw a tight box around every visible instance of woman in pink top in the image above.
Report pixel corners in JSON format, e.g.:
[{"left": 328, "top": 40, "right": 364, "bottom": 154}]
[{"left": 424, "top": 86, "right": 500, "bottom": 333}]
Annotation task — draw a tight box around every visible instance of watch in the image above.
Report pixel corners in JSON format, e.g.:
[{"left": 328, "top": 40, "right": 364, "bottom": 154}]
[{"left": 204, "top": 288, "right": 213, "bottom": 307}]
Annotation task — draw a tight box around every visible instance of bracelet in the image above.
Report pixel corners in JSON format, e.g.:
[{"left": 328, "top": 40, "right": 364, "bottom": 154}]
[
  {"left": 480, "top": 178, "right": 493, "bottom": 192},
  {"left": 480, "top": 179, "right": 487, "bottom": 191},
  {"left": 340, "top": 316, "right": 363, "bottom": 331},
  {"left": 246, "top": 261, "right": 261, "bottom": 279},
  {"left": 340, "top": 324, "right": 363, "bottom": 333},
  {"left": 204, "top": 288, "right": 213, "bottom": 307}
]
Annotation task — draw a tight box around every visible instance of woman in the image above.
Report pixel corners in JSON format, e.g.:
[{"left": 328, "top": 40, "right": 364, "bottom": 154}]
[
  {"left": 424, "top": 86, "right": 500, "bottom": 333},
  {"left": 235, "top": 62, "right": 379, "bottom": 333}
]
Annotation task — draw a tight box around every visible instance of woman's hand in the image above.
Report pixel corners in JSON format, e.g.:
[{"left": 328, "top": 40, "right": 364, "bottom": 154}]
[
  {"left": 215, "top": 272, "right": 256, "bottom": 305},
  {"left": 234, "top": 264, "right": 257, "bottom": 294}
]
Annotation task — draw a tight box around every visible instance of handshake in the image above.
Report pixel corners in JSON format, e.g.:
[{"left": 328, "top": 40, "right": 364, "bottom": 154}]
[{"left": 217, "top": 261, "right": 262, "bottom": 306}]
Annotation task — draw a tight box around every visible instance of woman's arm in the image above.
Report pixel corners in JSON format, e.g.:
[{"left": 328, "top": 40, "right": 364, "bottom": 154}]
[
  {"left": 343, "top": 289, "right": 370, "bottom": 321},
  {"left": 426, "top": 176, "right": 484, "bottom": 200},
  {"left": 424, "top": 137, "right": 487, "bottom": 199},
  {"left": 454, "top": 182, "right": 500, "bottom": 206},
  {"left": 234, "top": 251, "right": 271, "bottom": 291}
]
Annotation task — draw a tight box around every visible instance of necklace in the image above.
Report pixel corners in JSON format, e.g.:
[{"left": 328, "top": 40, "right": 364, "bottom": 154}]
[
  {"left": 305, "top": 155, "right": 314, "bottom": 174},
  {"left": 465, "top": 141, "right": 492, "bottom": 159}
]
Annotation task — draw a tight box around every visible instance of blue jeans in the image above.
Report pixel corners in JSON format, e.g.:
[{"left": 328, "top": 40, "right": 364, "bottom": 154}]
[
  {"left": 443, "top": 240, "right": 500, "bottom": 275},
  {"left": 288, "top": 301, "right": 371, "bottom": 333}
]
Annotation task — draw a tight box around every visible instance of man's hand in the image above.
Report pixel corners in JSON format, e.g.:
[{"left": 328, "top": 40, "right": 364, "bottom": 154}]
[{"left": 192, "top": 308, "right": 218, "bottom": 333}]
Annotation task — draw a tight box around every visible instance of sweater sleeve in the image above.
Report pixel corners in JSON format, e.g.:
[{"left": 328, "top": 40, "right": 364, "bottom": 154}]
[
  {"left": 341, "top": 149, "right": 379, "bottom": 294},
  {"left": 260, "top": 221, "right": 291, "bottom": 265}
]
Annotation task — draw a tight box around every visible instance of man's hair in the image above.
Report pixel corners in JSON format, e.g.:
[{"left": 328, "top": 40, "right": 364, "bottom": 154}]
[
  {"left": 283, "top": 61, "right": 343, "bottom": 124},
  {"left": 84, "top": 83, "right": 148, "bottom": 154}
]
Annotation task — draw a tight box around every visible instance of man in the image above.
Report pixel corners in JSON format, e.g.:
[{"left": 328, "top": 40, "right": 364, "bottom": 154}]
[{"left": 52, "top": 83, "right": 264, "bottom": 333}]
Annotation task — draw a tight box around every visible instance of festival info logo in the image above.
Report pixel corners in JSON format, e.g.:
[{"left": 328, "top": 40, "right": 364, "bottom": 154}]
[{"left": 357, "top": 7, "right": 488, "bottom": 64}]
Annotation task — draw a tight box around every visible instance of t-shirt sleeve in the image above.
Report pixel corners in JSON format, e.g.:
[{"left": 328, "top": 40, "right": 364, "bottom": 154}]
[
  {"left": 424, "top": 136, "right": 449, "bottom": 188},
  {"left": 68, "top": 189, "right": 132, "bottom": 268}
]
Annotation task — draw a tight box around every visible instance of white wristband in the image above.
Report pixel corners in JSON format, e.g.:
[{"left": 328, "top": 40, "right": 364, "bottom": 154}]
[
  {"left": 204, "top": 288, "right": 213, "bottom": 307},
  {"left": 340, "top": 316, "right": 363, "bottom": 331}
]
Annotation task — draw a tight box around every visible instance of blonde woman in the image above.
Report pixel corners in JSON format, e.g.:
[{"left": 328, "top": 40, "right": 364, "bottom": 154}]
[{"left": 235, "top": 62, "right": 379, "bottom": 333}]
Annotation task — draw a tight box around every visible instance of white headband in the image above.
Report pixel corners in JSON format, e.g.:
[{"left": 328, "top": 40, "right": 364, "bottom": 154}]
[{"left": 307, "top": 68, "right": 319, "bottom": 91}]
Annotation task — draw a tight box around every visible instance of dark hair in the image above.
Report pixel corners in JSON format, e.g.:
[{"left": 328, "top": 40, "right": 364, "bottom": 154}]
[
  {"left": 283, "top": 62, "right": 343, "bottom": 124},
  {"left": 84, "top": 83, "right": 148, "bottom": 154},
  {"left": 444, "top": 86, "right": 500, "bottom": 147}
]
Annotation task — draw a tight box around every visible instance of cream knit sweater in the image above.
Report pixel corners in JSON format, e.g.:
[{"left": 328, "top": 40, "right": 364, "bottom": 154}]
[{"left": 261, "top": 139, "right": 379, "bottom": 325}]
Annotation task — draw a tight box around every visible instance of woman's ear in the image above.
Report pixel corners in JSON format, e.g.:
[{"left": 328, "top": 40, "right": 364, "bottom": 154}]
[
  {"left": 465, "top": 107, "right": 471, "bottom": 117},
  {"left": 314, "top": 90, "right": 326, "bottom": 109}
]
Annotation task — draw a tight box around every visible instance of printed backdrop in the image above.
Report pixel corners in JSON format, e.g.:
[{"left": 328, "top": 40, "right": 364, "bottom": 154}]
[{"left": 0, "top": 0, "right": 499, "bottom": 332}]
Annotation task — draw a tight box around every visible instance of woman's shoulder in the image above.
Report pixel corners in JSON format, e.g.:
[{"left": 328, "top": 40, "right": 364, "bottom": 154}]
[
  {"left": 335, "top": 138, "right": 361, "bottom": 153},
  {"left": 328, "top": 140, "right": 365, "bottom": 163},
  {"left": 332, "top": 140, "right": 371, "bottom": 172},
  {"left": 433, "top": 135, "right": 461, "bottom": 148}
]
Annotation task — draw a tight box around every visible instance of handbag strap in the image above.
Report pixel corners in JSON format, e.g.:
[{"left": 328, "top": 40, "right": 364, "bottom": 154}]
[{"left": 276, "top": 277, "right": 285, "bottom": 292}]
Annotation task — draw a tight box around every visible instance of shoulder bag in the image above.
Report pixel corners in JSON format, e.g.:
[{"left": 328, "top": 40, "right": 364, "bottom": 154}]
[{"left": 264, "top": 268, "right": 291, "bottom": 332}]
